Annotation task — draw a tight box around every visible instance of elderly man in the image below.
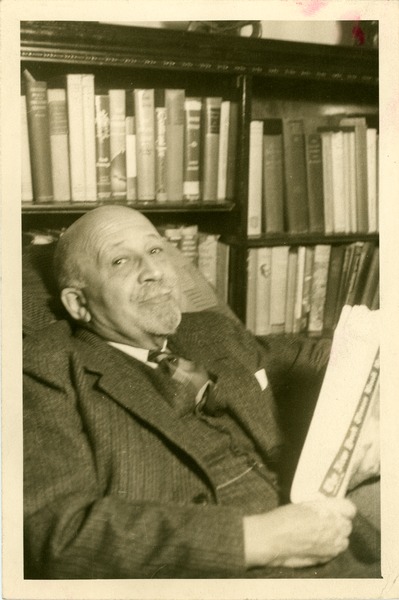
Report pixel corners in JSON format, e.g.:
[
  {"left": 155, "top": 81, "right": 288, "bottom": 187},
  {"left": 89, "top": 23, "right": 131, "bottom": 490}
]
[{"left": 23, "top": 205, "right": 379, "bottom": 579}]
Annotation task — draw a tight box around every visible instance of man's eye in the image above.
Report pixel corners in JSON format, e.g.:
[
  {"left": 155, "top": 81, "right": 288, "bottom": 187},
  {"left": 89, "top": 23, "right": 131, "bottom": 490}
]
[
  {"left": 112, "top": 258, "right": 127, "bottom": 266},
  {"left": 149, "top": 247, "right": 163, "bottom": 255}
]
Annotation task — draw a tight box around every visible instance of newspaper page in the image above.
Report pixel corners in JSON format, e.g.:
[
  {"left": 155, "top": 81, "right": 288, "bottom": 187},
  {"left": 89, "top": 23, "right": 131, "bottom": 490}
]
[{"left": 291, "top": 304, "right": 380, "bottom": 503}]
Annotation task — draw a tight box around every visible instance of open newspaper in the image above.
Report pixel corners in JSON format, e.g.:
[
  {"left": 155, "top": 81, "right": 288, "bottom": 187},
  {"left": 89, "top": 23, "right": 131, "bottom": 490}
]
[{"left": 291, "top": 305, "right": 380, "bottom": 503}]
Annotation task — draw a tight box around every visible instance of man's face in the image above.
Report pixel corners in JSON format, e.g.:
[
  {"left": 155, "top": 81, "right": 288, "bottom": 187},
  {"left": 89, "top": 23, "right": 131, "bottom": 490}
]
[{"left": 80, "top": 212, "right": 182, "bottom": 347}]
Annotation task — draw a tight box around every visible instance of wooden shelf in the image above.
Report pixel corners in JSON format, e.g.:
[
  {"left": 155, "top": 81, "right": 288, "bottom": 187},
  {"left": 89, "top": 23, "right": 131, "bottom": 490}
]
[
  {"left": 22, "top": 200, "right": 236, "bottom": 215},
  {"left": 223, "top": 232, "right": 380, "bottom": 247}
]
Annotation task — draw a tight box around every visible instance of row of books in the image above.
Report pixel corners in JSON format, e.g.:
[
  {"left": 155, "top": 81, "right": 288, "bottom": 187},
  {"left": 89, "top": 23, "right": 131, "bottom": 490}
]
[
  {"left": 246, "top": 241, "right": 379, "bottom": 336},
  {"left": 247, "top": 115, "right": 379, "bottom": 236},
  {"left": 21, "top": 71, "right": 238, "bottom": 205}
]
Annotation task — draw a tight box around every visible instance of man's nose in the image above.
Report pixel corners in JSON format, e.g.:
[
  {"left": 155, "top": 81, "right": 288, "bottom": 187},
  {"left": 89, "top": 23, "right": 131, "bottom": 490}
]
[{"left": 138, "top": 255, "right": 163, "bottom": 282}]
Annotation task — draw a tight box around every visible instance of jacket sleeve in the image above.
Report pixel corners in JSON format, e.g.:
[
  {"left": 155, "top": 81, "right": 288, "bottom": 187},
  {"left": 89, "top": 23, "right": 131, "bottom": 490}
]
[{"left": 23, "top": 360, "right": 246, "bottom": 579}]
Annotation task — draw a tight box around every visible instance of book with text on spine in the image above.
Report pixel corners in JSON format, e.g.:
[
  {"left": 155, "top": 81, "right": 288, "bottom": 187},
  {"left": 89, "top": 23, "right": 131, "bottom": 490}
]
[
  {"left": 66, "top": 74, "right": 86, "bottom": 201},
  {"left": 94, "top": 95, "right": 111, "bottom": 201},
  {"left": 247, "top": 120, "right": 263, "bottom": 236},
  {"left": 25, "top": 78, "right": 53, "bottom": 203},
  {"left": 201, "top": 97, "right": 222, "bottom": 202},
  {"left": 291, "top": 305, "right": 380, "bottom": 502},
  {"left": 165, "top": 89, "right": 185, "bottom": 201},
  {"left": 217, "top": 100, "right": 230, "bottom": 202},
  {"left": 183, "top": 97, "right": 202, "bottom": 202},
  {"left": 126, "top": 115, "right": 138, "bottom": 202},
  {"left": 134, "top": 89, "right": 155, "bottom": 202},
  {"left": 262, "top": 118, "right": 284, "bottom": 234},
  {"left": 154, "top": 89, "right": 167, "bottom": 202},
  {"left": 282, "top": 118, "right": 309, "bottom": 234},
  {"left": 82, "top": 74, "right": 97, "bottom": 201},
  {"left": 21, "top": 96, "right": 33, "bottom": 203},
  {"left": 109, "top": 89, "right": 127, "bottom": 201}
]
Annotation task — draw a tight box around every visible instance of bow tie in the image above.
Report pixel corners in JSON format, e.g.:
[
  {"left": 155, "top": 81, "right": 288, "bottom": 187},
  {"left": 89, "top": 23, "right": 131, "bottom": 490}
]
[{"left": 148, "top": 348, "right": 219, "bottom": 416}]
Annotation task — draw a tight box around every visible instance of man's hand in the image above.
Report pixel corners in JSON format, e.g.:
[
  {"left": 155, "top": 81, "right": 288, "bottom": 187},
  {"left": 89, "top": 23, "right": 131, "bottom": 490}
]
[{"left": 243, "top": 498, "right": 356, "bottom": 569}]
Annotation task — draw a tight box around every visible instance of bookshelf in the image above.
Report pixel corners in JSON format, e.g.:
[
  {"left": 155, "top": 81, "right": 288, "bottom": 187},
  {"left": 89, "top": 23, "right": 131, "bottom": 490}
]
[{"left": 21, "top": 21, "right": 379, "bottom": 325}]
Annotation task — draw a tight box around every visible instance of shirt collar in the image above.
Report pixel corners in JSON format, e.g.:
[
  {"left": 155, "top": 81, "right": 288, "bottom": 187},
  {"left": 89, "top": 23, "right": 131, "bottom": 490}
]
[{"left": 108, "top": 339, "right": 168, "bottom": 368}]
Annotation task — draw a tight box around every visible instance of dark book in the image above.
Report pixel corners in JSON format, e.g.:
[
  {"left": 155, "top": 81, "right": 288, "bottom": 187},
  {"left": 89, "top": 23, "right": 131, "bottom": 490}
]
[
  {"left": 305, "top": 132, "right": 325, "bottom": 233},
  {"left": 201, "top": 97, "right": 222, "bottom": 201},
  {"left": 360, "top": 247, "right": 379, "bottom": 309},
  {"left": 262, "top": 118, "right": 284, "bottom": 233},
  {"left": 225, "top": 101, "right": 238, "bottom": 200},
  {"left": 333, "top": 243, "right": 356, "bottom": 325},
  {"left": 323, "top": 244, "right": 346, "bottom": 333},
  {"left": 25, "top": 79, "right": 53, "bottom": 203},
  {"left": 94, "top": 95, "right": 112, "bottom": 201},
  {"left": 282, "top": 118, "right": 309, "bottom": 233},
  {"left": 154, "top": 89, "right": 167, "bottom": 202},
  {"left": 183, "top": 97, "right": 202, "bottom": 202},
  {"left": 344, "top": 241, "right": 365, "bottom": 306},
  {"left": 351, "top": 242, "right": 377, "bottom": 305}
]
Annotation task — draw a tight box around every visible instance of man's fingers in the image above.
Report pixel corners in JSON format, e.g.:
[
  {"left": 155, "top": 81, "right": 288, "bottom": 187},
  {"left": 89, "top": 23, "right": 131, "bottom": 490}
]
[{"left": 335, "top": 498, "right": 357, "bottom": 519}]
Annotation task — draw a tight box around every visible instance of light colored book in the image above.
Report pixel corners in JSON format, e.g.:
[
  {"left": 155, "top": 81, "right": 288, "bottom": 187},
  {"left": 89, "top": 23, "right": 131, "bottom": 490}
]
[
  {"left": 66, "top": 74, "right": 86, "bottom": 201},
  {"left": 308, "top": 244, "right": 331, "bottom": 335},
  {"left": 217, "top": 100, "right": 230, "bottom": 201},
  {"left": 198, "top": 233, "right": 219, "bottom": 289},
  {"left": 82, "top": 74, "right": 97, "bottom": 201},
  {"left": 293, "top": 245, "right": 306, "bottom": 333},
  {"left": 109, "top": 89, "right": 127, "bottom": 200},
  {"left": 47, "top": 88, "right": 71, "bottom": 202},
  {"left": 154, "top": 89, "right": 167, "bottom": 202},
  {"left": 21, "top": 95, "right": 33, "bottom": 202},
  {"left": 291, "top": 305, "right": 380, "bottom": 502},
  {"left": 330, "top": 131, "right": 346, "bottom": 233},
  {"left": 246, "top": 248, "right": 258, "bottom": 333},
  {"left": 134, "top": 89, "right": 155, "bottom": 201},
  {"left": 367, "top": 128, "right": 378, "bottom": 233},
  {"left": 301, "top": 245, "right": 315, "bottom": 332},
  {"left": 270, "top": 245, "right": 289, "bottom": 334},
  {"left": 126, "top": 116, "right": 137, "bottom": 201},
  {"left": 255, "top": 246, "right": 272, "bottom": 336},
  {"left": 165, "top": 89, "right": 185, "bottom": 201},
  {"left": 247, "top": 120, "right": 263, "bottom": 236},
  {"left": 320, "top": 131, "right": 334, "bottom": 234}
]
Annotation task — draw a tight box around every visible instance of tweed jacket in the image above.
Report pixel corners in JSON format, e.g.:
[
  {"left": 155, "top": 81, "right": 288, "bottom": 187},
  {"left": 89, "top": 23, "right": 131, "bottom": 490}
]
[{"left": 23, "top": 310, "right": 330, "bottom": 579}]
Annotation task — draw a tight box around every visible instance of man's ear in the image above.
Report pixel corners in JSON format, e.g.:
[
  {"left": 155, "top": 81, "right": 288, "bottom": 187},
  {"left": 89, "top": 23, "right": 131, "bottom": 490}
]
[{"left": 60, "top": 288, "right": 91, "bottom": 323}]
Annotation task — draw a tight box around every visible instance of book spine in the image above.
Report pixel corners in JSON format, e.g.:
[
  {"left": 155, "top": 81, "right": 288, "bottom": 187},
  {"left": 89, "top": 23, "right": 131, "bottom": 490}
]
[
  {"left": 344, "top": 241, "right": 365, "bottom": 306},
  {"left": 134, "top": 89, "right": 155, "bottom": 201},
  {"left": 293, "top": 245, "right": 306, "bottom": 333},
  {"left": 154, "top": 89, "right": 167, "bottom": 202},
  {"left": 305, "top": 133, "right": 324, "bottom": 233},
  {"left": 21, "top": 96, "right": 33, "bottom": 202},
  {"left": 217, "top": 100, "right": 230, "bottom": 201},
  {"left": 270, "top": 245, "right": 289, "bottom": 334},
  {"left": 201, "top": 97, "right": 222, "bottom": 202},
  {"left": 247, "top": 120, "right": 263, "bottom": 236},
  {"left": 350, "top": 241, "right": 376, "bottom": 305},
  {"left": 262, "top": 124, "right": 284, "bottom": 233},
  {"left": 330, "top": 131, "right": 346, "bottom": 233},
  {"left": 183, "top": 98, "right": 202, "bottom": 202},
  {"left": 285, "top": 247, "right": 299, "bottom": 333},
  {"left": 308, "top": 244, "right": 331, "bottom": 335},
  {"left": 323, "top": 244, "right": 345, "bottom": 333},
  {"left": 198, "top": 233, "right": 218, "bottom": 288},
  {"left": 225, "top": 102, "right": 238, "bottom": 200},
  {"left": 180, "top": 225, "right": 199, "bottom": 265},
  {"left": 301, "top": 246, "right": 315, "bottom": 331},
  {"left": 165, "top": 89, "right": 185, "bottom": 201},
  {"left": 347, "top": 131, "right": 357, "bottom": 232},
  {"left": 94, "top": 95, "right": 111, "bottom": 201},
  {"left": 340, "top": 117, "right": 369, "bottom": 232},
  {"left": 216, "top": 241, "right": 230, "bottom": 304},
  {"left": 366, "top": 128, "right": 378, "bottom": 233},
  {"left": 246, "top": 248, "right": 258, "bottom": 333},
  {"left": 47, "top": 88, "right": 71, "bottom": 202},
  {"left": 109, "top": 89, "right": 127, "bottom": 201},
  {"left": 25, "top": 80, "right": 53, "bottom": 203},
  {"left": 320, "top": 132, "right": 334, "bottom": 234},
  {"left": 360, "top": 247, "right": 379, "bottom": 309},
  {"left": 81, "top": 74, "right": 97, "bottom": 201},
  {"left": 125, "top": 116, "right": 138, "bottom": 201},
  {"left": 255, "top": 246, "right": 272, "bottom": 335},
  {"left": 66, "top": 74, "right": 86, "bottom": 201},
  {"left": 283, "top": 119, "right": 309, "bottom": 233}
]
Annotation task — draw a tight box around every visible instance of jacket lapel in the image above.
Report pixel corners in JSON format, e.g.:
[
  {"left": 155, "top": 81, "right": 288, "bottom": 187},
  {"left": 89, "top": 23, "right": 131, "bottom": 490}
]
[{"left": 74, "top": 328, "right": 217, "bottom": 489}]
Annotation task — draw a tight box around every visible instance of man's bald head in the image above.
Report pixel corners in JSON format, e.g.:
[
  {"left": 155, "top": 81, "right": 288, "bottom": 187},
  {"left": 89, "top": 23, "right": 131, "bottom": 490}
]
[{"left": 54, "top": 206, "right": 159, "bottom": 291}]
